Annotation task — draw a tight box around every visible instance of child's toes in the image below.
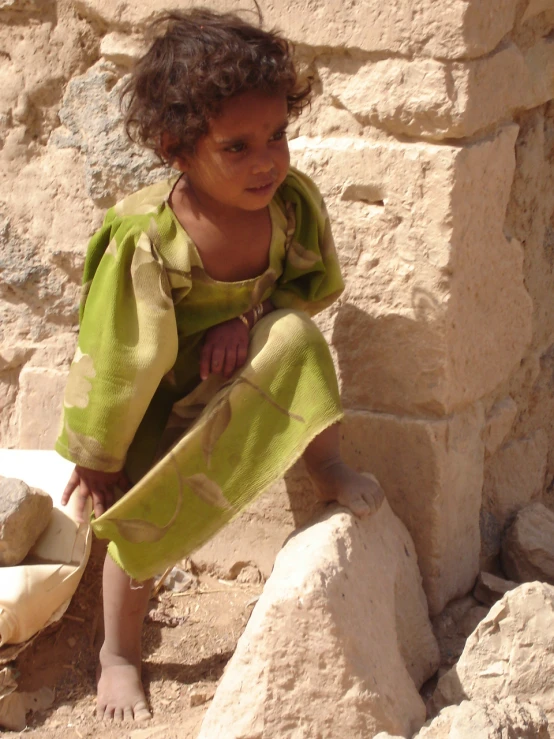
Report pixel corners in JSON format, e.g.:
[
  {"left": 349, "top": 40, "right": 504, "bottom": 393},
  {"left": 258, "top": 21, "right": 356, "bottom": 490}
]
[
  {"left": 361, "top": 473, "right": 385, "bottom": 512},
  {"left": 339, "top": 491, "right": 371, "bottom": 518}
]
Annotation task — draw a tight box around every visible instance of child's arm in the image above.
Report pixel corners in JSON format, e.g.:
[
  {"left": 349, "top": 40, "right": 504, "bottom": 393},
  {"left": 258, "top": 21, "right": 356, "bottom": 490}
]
[
  {"left": 57, "top": 216, "right": 181, "bottom": 510},
  {"left": 200, "top": 299, "right": 273, "bottom": 379}
]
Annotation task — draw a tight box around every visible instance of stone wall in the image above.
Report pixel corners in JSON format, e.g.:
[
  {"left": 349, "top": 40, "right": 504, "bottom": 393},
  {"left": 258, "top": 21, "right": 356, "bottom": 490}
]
[{"left": 2, "top": 0, "right": 554, "bottom": 614}]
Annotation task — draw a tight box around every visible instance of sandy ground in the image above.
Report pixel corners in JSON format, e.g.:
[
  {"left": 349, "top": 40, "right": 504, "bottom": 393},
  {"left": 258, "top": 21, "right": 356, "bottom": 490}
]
[{"left": 7, "top": 539, "right": 263, "bottom": 739}]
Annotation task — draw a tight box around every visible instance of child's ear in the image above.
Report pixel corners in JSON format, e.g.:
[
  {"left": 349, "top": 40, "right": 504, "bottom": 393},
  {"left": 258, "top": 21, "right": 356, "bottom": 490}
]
[{"left": 160, "top": 133, "right": 187, "bottom": 170}]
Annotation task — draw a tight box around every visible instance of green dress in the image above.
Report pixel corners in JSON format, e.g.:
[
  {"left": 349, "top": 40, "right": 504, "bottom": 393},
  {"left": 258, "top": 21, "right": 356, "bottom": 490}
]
[{"left": 55, "top": 166, "right": 344, "bottom": 581}]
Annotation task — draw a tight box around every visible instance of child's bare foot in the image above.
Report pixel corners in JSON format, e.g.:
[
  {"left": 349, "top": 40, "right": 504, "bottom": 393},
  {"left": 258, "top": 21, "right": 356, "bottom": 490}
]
[
  {"left": 310, "top": 462, "right": 385, "bottom": 518},
  {"left": 97, "top": 649, "right": 151, "bottom": 722}
]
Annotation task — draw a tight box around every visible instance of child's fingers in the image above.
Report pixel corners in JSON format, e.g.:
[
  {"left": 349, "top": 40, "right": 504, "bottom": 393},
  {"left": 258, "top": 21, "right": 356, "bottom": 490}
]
[
  {"left": 223, "top": 344, "right": 238, "bottom": 377},
  {"left": 74, "top": 477, "right": 93, "bottom": 524},
  {"left": 210, "top": 345, "right": 225, "bottom": 375},
  {"left": 61, "top": 467, "right": 80, "bottom": 506},
  {"left": 236, "top": 341, "right": 248, "bottom": 369},
  {"left": 90, "top": 488, "right": 107, "bottom": 520},
  {"left": 200, "top": 343, "right": 213, "bottom": 380}
]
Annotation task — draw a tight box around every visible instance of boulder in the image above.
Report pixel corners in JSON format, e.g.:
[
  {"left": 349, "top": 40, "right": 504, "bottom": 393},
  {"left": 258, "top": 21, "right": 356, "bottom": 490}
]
[
  {"left": 198, "top": 501, "right": 440, "bottom": 739},
  {"left": 0, "top": 478, "right": 52, "bottom": 566},
  {"left": 501, "top": 502, "right": 554, "bottom": 584},
  {"left": 415, "top": 699, "right": 549, "bottom": 739},
  {"left": 435, "top": 582, "right": 554, "bottom": 725},
  {"left": 473, "top": 571, "right": 519, "bottom": 607}
]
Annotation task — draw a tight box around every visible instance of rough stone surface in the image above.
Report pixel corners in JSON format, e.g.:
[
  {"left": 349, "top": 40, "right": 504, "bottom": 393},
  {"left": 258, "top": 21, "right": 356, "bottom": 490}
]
[
  {"left": 483, "top": 397, "right": 518, "bottom": 456},
  {"left": 0, "top": 477, "right": 53, "bottom": 565},
  {"left": 501, "top": 502, "right": 554, "bottom": 584},
  {"left": 482, "top": 430, "right": 548, "bottom": 529},
  {"left": 415, "top": 699, "right": 549, "bottom": 739},
  {"left": 51, "top": 63, "right": 169, "bottom": 206},
  {"left": 199, "top": 503, "right": 440, "bottom": 739},
  {"left": 341, "top": 406, "right": 484, "bottom": 616},
  {"left": 291, "top": 127, "right": 532, "bottom": 415},
  {"left": 71, "top": 0, "right": 519, "bottom": 59},
  {"left": 17, "top": 367, "right": 68, "bottom": 450},
  {"left": 431, "top": 595, "right": 487, "bottom": 668},
  {"left": 436, "top": 582, "right": 554, "bottom": 725},
  {"left": 473, "top": 571, "right": 519, "bottom": 607},
  {"left": 318, "top": 40, "right": 554, "bottom": 140}
]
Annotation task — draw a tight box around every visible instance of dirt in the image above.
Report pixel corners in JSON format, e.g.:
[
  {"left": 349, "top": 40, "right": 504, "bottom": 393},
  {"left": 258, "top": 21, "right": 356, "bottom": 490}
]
[{"left": 5, "top": 539, "right": 263, "bottom": 739}]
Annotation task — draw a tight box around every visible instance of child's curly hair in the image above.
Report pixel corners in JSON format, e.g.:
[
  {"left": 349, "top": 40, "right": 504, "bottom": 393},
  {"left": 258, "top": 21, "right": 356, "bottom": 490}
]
[{"left": 122, "top": 8, "right": 312, "bottom": 163}]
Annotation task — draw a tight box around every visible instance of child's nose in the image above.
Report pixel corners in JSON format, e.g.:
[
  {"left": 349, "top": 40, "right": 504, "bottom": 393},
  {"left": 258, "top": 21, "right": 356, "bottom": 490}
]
[{"left": 252, "top": 151, "right": 275, "bottom": 174}]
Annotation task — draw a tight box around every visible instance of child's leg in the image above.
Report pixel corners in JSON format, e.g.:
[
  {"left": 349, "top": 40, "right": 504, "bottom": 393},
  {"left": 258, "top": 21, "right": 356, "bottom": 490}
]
[
  {"left": 97, "top": 552, "right": 153, "bottom": 722},
  {"left": 304, "top": 422, "right": 385, "bottom": 517}
]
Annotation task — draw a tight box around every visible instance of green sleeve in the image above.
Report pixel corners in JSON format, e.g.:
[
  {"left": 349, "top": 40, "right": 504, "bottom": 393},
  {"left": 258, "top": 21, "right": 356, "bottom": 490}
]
[
  {"left": 55, "top": 216, "right": 179, "bottom": 472},
  {"left": 271, "top": 168, "right": 344, "bottom": 317}
]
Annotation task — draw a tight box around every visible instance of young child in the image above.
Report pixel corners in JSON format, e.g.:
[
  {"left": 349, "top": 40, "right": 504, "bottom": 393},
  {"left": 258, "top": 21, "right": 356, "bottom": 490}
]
[{"left": 57, "top": 9, "right": 384, "bottom": 722}]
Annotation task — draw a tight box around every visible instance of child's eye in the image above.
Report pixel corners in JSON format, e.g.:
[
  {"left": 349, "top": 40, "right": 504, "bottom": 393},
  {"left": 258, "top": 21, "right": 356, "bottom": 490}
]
[
  {"left": 271, "top": 130, "right": 287, "bottom": 142},
  {"left": 225, "top": 142, "right": 246, "bottom": 153}
]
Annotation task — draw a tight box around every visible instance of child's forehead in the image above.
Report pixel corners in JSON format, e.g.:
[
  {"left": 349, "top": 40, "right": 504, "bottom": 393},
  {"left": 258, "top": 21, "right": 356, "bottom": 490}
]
[{"left": 208, "top": 91, "right": 288, "bottom": 139}]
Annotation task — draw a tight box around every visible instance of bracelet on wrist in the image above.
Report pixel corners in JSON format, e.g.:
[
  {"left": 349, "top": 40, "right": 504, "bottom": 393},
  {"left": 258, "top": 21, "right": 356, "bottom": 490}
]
[{"left": 237, "top": 313, "right": 250, "bottom": 330}]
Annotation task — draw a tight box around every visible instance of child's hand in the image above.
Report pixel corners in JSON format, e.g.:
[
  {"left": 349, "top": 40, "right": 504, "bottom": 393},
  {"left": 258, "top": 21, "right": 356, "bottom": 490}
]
[
  {"left": 200, "top": 317, "right": 250, "bottom": 380},
  {"left": 61, "top": 465, "right": 131, "bottom": 523}
]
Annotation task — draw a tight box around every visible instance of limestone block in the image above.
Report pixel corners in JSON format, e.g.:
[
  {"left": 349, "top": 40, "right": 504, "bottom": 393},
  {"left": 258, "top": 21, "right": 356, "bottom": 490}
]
[
  {"left": 436, "top": 582, "right": 554, "bottom": 725},
  {"left": 199, "top": 503, "right": 439, "bottom": 739},
  {"left": 473, "top": 571, "right": 518, "bottom": 607},
  {"left": 17, "top": 367, "right": 68, "bottom": 450},
  {"left": 71, "top": 0, "right": 518, "bottom": 59},
  {"left": 501, "top": 502, "right": 554, "bottom": 584},
  {"left": 100, "top": 32, "right": 145, "bottom": 67},
  {"left": 51, "top": 63, "right": 169, "bottom": 205},
  {"left": 522, "top": 0, "right": 554, "bottom": 22},
  {"left": 318, "top": 41, "right": 554, "bottom": 140},
  {"left": 340, "top": 406, "right": 484, "bottom": 617},
  {"left": 414, "top": 699, "right": 549, "bottom": 739},
  {"left": 291, "top": 128, "right": 532, "bottom": 416},
  {"left": 0, "top": 477, "right": 52, "bottom": 566},
  {"left": 482, "top": 430, "right": 548, "bottom": 526},
  {"left": 483, "top": 397, "right": 518, "bottom": 456}
]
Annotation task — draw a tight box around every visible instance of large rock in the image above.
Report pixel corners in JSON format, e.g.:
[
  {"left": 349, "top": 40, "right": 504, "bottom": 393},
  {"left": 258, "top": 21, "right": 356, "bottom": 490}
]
[
  {"left": 0, "top": 478, "right": 52, "bottom": 565},
  {"left": 415, "top": 699, "right": 549, "bottom": 739},
  {"left": 435, "top": 582, "right": 554, "bottom": 725},
  {"left": 482, "top": 431, "right": 548, "bottom": 529},
  {"left": 71, "top": 0, "right": 518, "bottom": 59},
  {"left": 317, "top": 40, "right": 554, "bottom": 140},
  {"left": 501, "top": 502, "right": 554, "bottom": 584},
  {"left": 51, "top": 62, "right": 169, "bottom": 205},
  {"left": 291, "top": 127, "right": 532, "bottom": 416},
  {"left": 198, "top": 502, "right": 440, "bottom": 739},
  {"left": 341, "top": 406, "right": 484, "bottom": 616}
]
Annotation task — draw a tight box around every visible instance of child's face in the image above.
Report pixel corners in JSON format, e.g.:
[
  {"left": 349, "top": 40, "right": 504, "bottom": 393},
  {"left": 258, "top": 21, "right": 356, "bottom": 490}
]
[{"left": 175, "top": 91, "right": 290, "bottom": 213}]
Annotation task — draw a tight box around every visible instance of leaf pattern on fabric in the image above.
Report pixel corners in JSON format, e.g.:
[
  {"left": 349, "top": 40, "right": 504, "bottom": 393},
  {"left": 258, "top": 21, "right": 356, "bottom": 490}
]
[
  {"left": 201, "top": 395, "right": 232, "bottom": 468},
  {"left": 107, "top": 469, "right": 184, "bottom": 543},
  {"left": 236, "top": 376, "right": 305, "bottom": 422},
  {"left": 250, "top": 269, "right": 278, "bottom": 308},
  {"left": 64, "top": 349, "right": 96, "bottom": 409},
  {"left": 131, "top": 232, "right": 173, "bottom": 310},
  {"left": 106, "top": 237, "right": 118, "bottom": 259},
  {"left": 287, "top": 240, "right": 321, "bottom": 271},
  {"left": 63, "top": 421, "right": 122, "bottom": 470},
  {"left": 184, "top": 473, "right": 232, "bottom": 509},
  {"left": 112, "top": 178, "right": 174, "bottom": 217}
]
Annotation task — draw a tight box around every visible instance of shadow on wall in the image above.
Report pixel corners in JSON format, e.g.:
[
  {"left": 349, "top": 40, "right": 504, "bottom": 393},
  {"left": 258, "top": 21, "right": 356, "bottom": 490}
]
[{"left": 330, "top": 297, "right": 447, "bottom": 416}]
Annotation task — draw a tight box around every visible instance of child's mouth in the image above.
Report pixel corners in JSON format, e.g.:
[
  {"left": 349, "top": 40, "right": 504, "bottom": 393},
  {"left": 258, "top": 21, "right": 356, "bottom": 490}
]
[{"left": 246, "top": 182, "right": 274, "bottom": 195}]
